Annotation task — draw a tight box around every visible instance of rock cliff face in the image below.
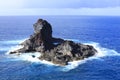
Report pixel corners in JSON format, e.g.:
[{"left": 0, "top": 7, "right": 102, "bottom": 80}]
[{"left": 10, "top": 19, "right": 97, "bottom": 65}]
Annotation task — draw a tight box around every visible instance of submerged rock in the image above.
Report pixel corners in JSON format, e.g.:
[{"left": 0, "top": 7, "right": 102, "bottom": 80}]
[{"left": 10, "top": 19, "right": 97, "bottom": 66}]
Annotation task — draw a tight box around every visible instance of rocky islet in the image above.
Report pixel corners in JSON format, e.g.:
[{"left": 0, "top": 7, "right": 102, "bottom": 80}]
[{"left": 10, "top": 19, "right": 97, "bottom": 66}]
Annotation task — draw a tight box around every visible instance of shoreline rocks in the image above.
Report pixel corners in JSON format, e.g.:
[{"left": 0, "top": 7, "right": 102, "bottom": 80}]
[{"left": 10, "top": 19, "right": 97, "bottom": 66}]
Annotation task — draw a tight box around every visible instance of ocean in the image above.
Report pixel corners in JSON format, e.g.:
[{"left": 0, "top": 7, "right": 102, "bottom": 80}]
[{"left": 0, "top": 16, "right": 120, "bottom": 80}]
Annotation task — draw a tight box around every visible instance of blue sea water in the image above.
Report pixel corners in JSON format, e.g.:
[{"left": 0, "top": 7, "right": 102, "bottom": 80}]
[{"left": 0, "top": 16, "right": 120, "bottom": 80}]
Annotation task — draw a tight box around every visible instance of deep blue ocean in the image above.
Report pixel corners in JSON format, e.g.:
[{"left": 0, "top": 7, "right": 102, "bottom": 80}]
[{"left": 0, "top": 16, "right": 120, "bottom": 80}]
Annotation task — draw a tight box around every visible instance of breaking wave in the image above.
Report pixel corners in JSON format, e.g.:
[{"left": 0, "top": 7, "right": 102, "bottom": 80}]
[
  {"left": 3, "top": 39, "right": 120, "bottom": 71},
  {"left": 61, "top": 41, "right": 120, "bottom": 71}
]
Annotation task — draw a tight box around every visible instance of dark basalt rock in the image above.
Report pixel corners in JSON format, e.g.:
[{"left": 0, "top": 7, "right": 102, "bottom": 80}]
[{"left": 10, "top": 19, "right": 97, "bottom": 66}]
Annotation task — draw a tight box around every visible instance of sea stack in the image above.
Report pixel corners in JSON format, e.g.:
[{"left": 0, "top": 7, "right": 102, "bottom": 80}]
[{"left": 10, "top": 19, "right": 97, "bottom": 66}]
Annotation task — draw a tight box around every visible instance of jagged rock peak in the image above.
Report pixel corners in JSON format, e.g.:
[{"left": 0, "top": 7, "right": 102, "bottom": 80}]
[{"left": 33, "top": 19, "right": 52, "bottom": 40}]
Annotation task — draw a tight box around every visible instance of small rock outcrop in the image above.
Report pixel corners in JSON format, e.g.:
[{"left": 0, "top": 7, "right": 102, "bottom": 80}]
[{"left": 10, "top": 19, "right": 97, "bottom": 66}]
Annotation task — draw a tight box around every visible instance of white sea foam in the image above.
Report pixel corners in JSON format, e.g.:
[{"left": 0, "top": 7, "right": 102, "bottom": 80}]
[
  {"left": 6, "top": 45, "right": 24, "bottom": 55},
  {"left": 5, "top": 39, "right": 120, "bottom": 71},
  {"left": 17, "top": 52, "right": 41, "bottom": 62},
  {"left": 60, "top": 41, "right": 120, "bottom": 71},
  {"left": 7, "top": 51, "right": 55, "bottom": 65},
  {"left": 84, "top": 42, "right": 120, "bottom": 57},
  {"left": 19, "top": 53, "right": 55, "bottom": 65},
  {"left": 6, "top": 44, "right": 54, "bottom": 65}
]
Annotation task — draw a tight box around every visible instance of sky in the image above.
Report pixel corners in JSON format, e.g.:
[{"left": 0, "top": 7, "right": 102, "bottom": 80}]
[{"left": 0, "top": 0, "right": 120, "bottom": 16}]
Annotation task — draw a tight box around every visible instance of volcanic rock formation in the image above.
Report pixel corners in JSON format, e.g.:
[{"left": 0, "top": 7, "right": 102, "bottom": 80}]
[{"left": 10, "top": 19, "right": 97, "bottom": 65}]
